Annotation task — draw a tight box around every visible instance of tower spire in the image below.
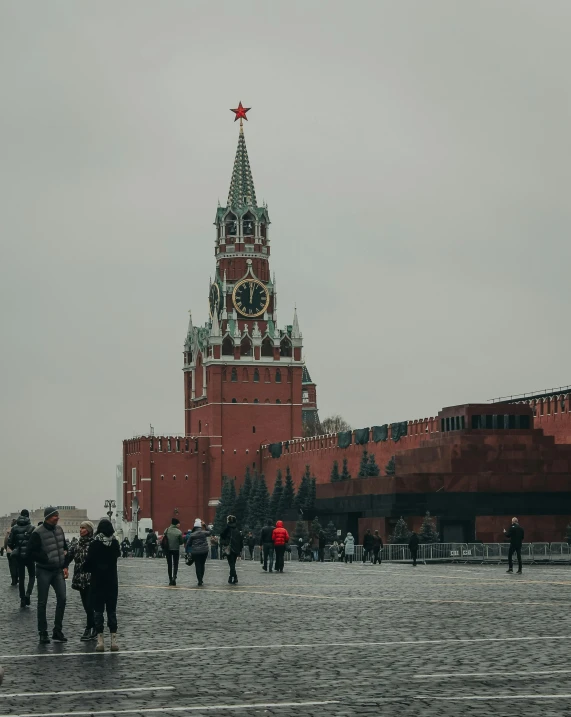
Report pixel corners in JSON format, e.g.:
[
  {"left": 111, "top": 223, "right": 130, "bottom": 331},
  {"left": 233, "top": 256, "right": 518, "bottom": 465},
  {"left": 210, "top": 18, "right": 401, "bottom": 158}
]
[
  {"left": 292, "top": 306, "right": 301, "bottom": 339},
  {"left": 227, "top": 104, "right": 257, "bottom": 210}
]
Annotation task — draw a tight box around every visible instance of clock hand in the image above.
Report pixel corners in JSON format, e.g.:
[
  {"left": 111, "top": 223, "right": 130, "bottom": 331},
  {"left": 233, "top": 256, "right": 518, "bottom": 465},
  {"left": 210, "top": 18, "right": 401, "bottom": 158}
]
[{"left": 250, "top": 283, "right": 254, "bottom": 304}]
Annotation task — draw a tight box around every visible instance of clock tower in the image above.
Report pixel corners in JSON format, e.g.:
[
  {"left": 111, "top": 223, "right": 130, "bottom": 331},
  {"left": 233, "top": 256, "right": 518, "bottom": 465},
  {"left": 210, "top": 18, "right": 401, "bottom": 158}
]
[{"left": 183, "top": 104, "right": 305, "bottom": 509}]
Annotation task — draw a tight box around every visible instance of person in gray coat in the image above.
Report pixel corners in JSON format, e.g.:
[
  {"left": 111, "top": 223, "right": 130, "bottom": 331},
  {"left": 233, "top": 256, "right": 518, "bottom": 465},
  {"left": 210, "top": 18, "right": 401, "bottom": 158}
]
[
  {"left": 27, "top": 507, "right": 68, "bottom": 644},
  {"left": 163, "top": 518, "right": 183, "bottom": 586},
  {"left": 186, "top": 519, "right": 212, "bottom": 586}
]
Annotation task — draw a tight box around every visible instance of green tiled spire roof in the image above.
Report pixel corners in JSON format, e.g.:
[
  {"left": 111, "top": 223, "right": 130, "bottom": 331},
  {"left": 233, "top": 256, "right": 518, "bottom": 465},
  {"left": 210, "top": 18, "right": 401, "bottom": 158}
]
[
  {"left": 227, "top": 126, "right": 257, "bottom": 210},
  {"left": 302, "top": 365, "right": 313, "bottom": 384}
]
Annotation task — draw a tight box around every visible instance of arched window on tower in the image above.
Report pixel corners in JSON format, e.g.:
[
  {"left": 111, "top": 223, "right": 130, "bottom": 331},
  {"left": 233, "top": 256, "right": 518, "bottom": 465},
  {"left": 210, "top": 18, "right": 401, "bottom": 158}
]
[
  {"left": 242, "top": 367, "right": 249, "bottom": 382},
  {"left": 275, "top": 369, "right": 282, "bottom": 383},
  {"left": 260, "top": 222, "right": 267, "bottom": 239},
  {"left": 222, "top": 335, "right": 234, "bottom": 356},
  {"left": 265, "top": 368, "right": 271, "bottom": 383},
  {"left": 240, "top": 335, "right": 253, "bottom": 357},
  {"left": 261, "top": 335, "right": 273, "bottom": 357},
  {"left": 225, "top": 212, "right": 237, "bottom": 237},
  {"left": 231, "top": 368, "right": 237, "bottom": 382},
  {"left": 253, "top": 368, "right": 260, "bottom": 383},
  {"left": 242, "top": 211, "right": 255, "bottom": 238},
  {"left": 280, "top": 336, "right": 292, "bottom": 357}
]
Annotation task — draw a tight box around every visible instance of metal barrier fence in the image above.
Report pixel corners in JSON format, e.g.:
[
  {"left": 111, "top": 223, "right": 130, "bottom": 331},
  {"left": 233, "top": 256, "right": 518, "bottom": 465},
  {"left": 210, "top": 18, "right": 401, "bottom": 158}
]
[{"left": 233, "top": 542, "right": 571, "bottom": 564}]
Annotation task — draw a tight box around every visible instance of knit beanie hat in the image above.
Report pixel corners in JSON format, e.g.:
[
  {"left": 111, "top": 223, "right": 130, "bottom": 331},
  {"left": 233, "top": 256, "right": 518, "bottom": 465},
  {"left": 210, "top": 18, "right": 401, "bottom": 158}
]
[
  {"left": 194, "top": 518, "right": 202, "bottom": 528},
  {"left": 44, "top": 506, "right": 59, "bottom": 519},
  {"left": 20, "top": 509, "right": 30, "bottom": 518},
  {"left": 80, "top": 521, "right": 94, "bottom": 535},
  {"left": 97, "top": 519, "right": 114, "bottom": 537},
  {"left": 171, "top": 517, "right": 180, "bottom": 526}
]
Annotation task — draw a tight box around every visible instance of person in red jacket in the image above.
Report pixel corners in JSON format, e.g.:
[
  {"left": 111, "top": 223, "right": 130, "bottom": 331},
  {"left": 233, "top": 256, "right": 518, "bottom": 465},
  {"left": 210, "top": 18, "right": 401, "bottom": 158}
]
[{"left": 271, "top": 520, "right": 290, "bottom": 573}]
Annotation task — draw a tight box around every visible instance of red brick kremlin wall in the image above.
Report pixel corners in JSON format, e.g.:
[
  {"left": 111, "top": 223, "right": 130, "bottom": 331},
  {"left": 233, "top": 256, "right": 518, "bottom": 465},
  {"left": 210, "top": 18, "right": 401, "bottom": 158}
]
[{"left": 260, "top": 398, "right": 571, "bottom": 489}]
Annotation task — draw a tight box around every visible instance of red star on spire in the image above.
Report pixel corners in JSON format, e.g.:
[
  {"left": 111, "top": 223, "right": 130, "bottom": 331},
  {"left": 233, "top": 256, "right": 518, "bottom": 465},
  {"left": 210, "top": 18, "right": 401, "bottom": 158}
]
[{"left": 230, "top": 102, "right": 251, "bottom": 122}]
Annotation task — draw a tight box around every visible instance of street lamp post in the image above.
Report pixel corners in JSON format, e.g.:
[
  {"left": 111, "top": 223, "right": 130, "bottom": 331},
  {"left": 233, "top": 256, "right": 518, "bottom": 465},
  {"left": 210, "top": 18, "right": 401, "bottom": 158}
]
[{"left": 104, "top": 499, "right": 116, "bottom": 522}]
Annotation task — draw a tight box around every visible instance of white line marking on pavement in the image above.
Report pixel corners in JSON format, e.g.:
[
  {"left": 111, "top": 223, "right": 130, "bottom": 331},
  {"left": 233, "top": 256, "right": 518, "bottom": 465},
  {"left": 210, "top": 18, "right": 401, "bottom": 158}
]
[
  {"left": 0, "top": 687, "right": 175, "bottom": 699},
  {"left": 2, "top": 635, "right": 570, "bottom": 659},
  {"left": 0, "top": 700, "right": 339, "bottom": 716},
  {"left": 416, "top": 668, "right": 571, "bottom": 679},
  {"left": 415, "top": 693, "right": 571, "bottom": 701}
]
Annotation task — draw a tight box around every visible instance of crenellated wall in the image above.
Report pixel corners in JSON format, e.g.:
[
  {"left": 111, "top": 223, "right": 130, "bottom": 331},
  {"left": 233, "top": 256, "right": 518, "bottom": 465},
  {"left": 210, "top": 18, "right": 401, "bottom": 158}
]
[{"left": 260, "top": 417, "right": 439, "bottom": 487}]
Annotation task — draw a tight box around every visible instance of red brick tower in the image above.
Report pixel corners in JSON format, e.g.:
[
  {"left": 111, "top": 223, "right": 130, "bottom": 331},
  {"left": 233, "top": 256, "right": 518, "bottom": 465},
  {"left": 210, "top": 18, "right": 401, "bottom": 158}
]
[{"left": 183, "top": 104, "right": 304, "bottom": 510}]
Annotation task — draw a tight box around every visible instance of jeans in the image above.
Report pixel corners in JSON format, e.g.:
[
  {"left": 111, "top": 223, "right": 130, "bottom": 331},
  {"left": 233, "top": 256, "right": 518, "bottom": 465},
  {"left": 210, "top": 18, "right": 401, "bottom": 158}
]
[
  {"left": 166, "top": 550, "right": 180, "bottom": 580},
  {"left": 211, "top": 546, "right": 218, "bottom": 559},
  {"left": 297, "top": 547, "right": 303, "bottom": 561},
  {"left": 93, "top": 582, "right": 118, "bottom": 633},
  {"left": 263, "top": 543, "right": 274, "bottom": 571},
  {"left": 193, "top": 552, "right": 208, "bottom": 582},
  {"left": 227, "top": 552, "right": 238, "bottom": 580},
  {"left": 410, "top": 549, "right": 418, "bottom": 566},
  {"left": 508, "top": 546, "right": 522, "bottom": 571},
  {"left": 363, "top": 549, "right": 371, "bottom": 563},
  {"left": 318, "top": 548, "right": 325, "bottom": 562},
  {"left": 345, "top": 555, "right": 353, "bottom": 564},
  {"left": 79, "top": 586, "right": 95, "bottom": 629},
  {"left": 275, "top": 545, "right": 286, "bottom": 572},
  {"left": 17, "top": 559, "right": 35, "bottom": 600},
  {"left": 373, "top": 549, "right": 382, "bottom": 565},
  {"left": 36, "top": 567, "right": 66, "bottom": 634},
  {"left": 248, "top": 546, "right": 254, "bottom": 560}
]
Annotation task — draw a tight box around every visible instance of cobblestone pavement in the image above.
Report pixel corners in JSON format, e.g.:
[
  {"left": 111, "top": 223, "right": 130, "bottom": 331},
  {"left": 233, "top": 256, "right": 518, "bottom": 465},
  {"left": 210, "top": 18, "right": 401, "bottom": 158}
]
[{"left": 2, "top": 555, "right": 571, "bottom": 716}]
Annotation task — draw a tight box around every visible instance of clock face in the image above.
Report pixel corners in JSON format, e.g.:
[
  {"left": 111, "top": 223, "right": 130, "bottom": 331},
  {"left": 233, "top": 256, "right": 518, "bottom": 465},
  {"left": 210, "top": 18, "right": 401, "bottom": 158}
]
[
  {"left": 209, "top": 282, "right": 220, "bottom": 318},
  {"left": 232, "top": 279, "right": 270, "bottom": 317}
]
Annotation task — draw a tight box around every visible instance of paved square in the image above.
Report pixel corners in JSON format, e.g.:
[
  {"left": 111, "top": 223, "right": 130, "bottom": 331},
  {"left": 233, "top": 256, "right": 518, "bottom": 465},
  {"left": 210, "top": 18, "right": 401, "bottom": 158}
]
[{"left": 1, "top": 555, "right": 571, "bottom": 716}]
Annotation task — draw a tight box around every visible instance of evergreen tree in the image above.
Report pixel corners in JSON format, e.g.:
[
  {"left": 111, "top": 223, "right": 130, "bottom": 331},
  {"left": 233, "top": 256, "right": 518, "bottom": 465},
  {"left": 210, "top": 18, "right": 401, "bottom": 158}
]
[
  {"left": 245, "top": 471, "right": 259, "bottom": 527},
  {"left": 294, "top": 466, "right": 311, "bottom": 513},
  {"left": 330, "top": 460, "right": 340, "bottom": 483},
  {"left": 307, "top": 476, "right": 317, "bottom": 512},
  {"left": 213, "top": 476, "right": 236, "bottom": 534},
  {"left": 280, "top": 467, "right": 295, "bottom": 513},
  {"left": 269, "top": 470, "right": 284, "bottom": 522},
  {"left": 294, "top": 519, "right": 308, "bottom": 544},
  {"left": 234, "top": 467, "right": 253, "bottom": 529},
  {"left": 310, "top": 516, "right": 322, "bottom": 541},
  {"left": 253, "top": 520, "right": 263, "bottom": 544},
  {"left": 249, "top": 474, "right": 270, "bottom": 529},
  {"left": 419, "top": 512, "right": 439, "bottom": 543},
  {"left": 366, "top": 453, "right": 380, "bottom": 477},
  {"left": 390, "top": 516, "right": 411, "bottom": 544},
  {"left": 358, "top": 449, "right": 369, "bottom": 477},
  {"left": 340, "top": 457, "right": 351, "bottom": 481},
  {"left": 325, "top": 520, "right": 337, "bottom": 544},
  {"left": 385, "top": 455, "right": 396, "bottom": 476}
]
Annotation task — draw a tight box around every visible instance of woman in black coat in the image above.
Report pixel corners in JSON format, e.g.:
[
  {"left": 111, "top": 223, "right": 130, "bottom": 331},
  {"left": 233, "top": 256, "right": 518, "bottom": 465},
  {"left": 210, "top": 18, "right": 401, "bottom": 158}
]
[{"left": 83, "top": 519, "right": 120, "bottom": 652}]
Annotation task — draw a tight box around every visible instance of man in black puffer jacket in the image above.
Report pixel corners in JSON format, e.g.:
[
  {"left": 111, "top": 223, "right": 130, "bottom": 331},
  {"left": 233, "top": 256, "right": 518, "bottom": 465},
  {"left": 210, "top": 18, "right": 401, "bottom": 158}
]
[{"left": 8, "top": 509, "right": 36, "bottom": 608}]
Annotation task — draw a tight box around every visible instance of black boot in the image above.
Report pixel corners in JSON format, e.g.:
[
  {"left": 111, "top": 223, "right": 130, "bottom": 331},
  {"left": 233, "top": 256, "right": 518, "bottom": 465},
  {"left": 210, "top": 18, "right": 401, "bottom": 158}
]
[
  {"left": 39, "top": 632, "right": 50, "bottom": 645},
  {"left": 20, "top": 599, "right": 27, "bottom": 609},
  {"left": 25, "top": 595, "right": 31, "bottom": 606},
  {"left": 506, "top": 568, "right": 513, "bottom": 573},
  {"left": 228, "top": 576, "right": 233, "bottom": 584},
  {"left": 517, "top": 569, "right": 522, "bottom": 574},
  {"left": 80, "top": 627, "right": 92, "bottom": 641},
  {"left": 52, "top": 630, "right": 68, "bottom": 643}
]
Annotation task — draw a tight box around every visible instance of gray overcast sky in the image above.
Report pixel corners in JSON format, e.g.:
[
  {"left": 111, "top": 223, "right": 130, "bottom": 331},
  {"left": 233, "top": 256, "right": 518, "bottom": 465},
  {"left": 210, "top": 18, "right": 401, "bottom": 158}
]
[{"left": 1, "top": 1, "right": 570, "bottom": 518}]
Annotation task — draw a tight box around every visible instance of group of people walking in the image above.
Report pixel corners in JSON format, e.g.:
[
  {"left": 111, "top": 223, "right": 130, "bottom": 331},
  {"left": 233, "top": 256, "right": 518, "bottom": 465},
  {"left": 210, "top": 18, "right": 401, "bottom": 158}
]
[{"left": 5, "top": 507, "right": 121, "bottom": 651}]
